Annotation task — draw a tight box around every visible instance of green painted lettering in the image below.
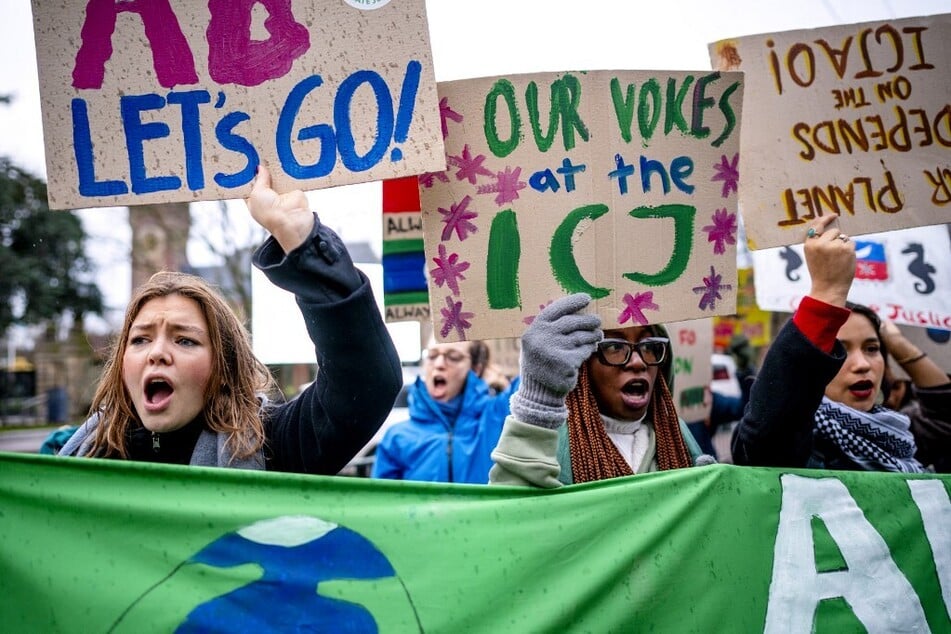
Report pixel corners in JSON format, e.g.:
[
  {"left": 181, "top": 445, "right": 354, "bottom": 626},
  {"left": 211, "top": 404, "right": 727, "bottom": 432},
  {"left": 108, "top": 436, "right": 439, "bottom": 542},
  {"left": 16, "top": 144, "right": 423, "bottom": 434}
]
[
  {"left": 623, "top": 204, "right": 695, "bottom": 286},
  {"left": 712, "top": 81, "right": 740, "bottom": 147},
  {"left": 637, "top": 79, "right": 661, "bottom": 143},
  {"left": 526, "top": 81, "right": 558, "bottom": 152},
  {"left": 485, "top": 79, "right": 521, "bottom": 157},
  {"left": 665, "top": 75, "right": 693, "bottom": 135},
  {"left": 487, "top": 209, "right": 521, "bottom": 309},
  {"left": 550, "top": 204, "right": 610, "bottom": 298},
  {"left": 554, "top": 73, "right": 589, "bottom": 151},
  {"left": 610, "top": 77, "right": 636, "bottom": 143},
  {"left": 679, "top": 385, "right": 704, "bottom": 409}
]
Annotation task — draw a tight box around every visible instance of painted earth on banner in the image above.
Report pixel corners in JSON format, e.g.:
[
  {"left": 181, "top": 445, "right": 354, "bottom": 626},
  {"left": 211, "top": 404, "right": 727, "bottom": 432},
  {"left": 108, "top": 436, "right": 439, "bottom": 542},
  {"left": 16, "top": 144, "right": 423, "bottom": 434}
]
[{"left": 2, "top": 454, "right": 949, "bottom": 632}]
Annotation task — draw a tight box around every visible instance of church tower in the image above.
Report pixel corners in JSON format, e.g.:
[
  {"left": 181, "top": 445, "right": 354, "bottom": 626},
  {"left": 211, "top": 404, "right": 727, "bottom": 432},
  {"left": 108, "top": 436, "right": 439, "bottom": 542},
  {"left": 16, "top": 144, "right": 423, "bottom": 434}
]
[{"left": 129, "top": 203, "right": 191, "bottom": 289}]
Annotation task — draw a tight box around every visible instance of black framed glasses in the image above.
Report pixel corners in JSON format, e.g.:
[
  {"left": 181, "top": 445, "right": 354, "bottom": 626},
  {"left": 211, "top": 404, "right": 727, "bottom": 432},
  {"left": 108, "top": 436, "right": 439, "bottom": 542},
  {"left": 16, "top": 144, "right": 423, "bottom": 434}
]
[{"left": 595, "top": 337, "right": 669, "bottom": 367}]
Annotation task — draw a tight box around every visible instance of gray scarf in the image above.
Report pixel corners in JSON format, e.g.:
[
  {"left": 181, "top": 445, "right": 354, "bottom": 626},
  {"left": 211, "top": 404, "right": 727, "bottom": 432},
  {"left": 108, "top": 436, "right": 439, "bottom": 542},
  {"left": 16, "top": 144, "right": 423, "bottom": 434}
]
[
  {"left": 59, "top": 413, "right": 265, "bottom": 470},
  {"left": 814, "top": 397, "right": 924, "bottom": 473}
]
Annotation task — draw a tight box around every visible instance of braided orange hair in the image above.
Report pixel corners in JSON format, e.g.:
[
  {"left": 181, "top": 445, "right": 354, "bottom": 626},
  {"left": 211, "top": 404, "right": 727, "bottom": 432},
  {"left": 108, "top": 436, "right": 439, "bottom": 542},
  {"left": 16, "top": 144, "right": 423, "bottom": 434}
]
[{"left": 566, "top": 361, "right": 692, "bottom": 483}]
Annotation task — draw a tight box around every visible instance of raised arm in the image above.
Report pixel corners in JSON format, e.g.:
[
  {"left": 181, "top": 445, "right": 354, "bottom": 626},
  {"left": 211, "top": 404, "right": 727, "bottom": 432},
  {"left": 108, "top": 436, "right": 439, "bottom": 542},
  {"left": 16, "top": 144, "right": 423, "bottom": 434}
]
[
  {"left": 880, "top": 319, "right": 948, "bottom": 389},
  {"left": 246, "top": 164, "right": 315, "bottom": 254},
  {"left": 489, "top": 293, "right": 602, "bottom": 487},
  {"left": 732, "top": 215, "right": 855, "bottom": 467},
  {"left": 247, "top": 165, "right": 402, "bottom": 474}
]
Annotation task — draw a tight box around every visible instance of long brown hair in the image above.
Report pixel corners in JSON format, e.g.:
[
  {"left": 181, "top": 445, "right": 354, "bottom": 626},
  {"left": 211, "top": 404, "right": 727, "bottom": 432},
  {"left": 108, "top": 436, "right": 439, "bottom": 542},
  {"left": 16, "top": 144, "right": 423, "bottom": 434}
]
[
  {"left": 566, "top": 361, "right": 692, "bottom": 483},
  {"left": 87, "top": 271, "right": 276, "bottom": 460}
]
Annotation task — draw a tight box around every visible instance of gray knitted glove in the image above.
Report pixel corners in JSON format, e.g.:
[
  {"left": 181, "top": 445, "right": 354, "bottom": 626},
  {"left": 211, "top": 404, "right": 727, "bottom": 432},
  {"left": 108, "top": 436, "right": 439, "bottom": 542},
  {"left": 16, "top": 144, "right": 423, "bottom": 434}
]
[{"left": 510, "top": 293, "right": 602, "bottom": 429}]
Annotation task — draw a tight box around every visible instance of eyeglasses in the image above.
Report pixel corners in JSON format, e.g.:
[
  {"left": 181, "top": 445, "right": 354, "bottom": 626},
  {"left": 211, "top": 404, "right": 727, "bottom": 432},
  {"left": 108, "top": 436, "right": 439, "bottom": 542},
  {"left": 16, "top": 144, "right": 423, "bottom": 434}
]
[
  {"left": 595, "top": 337, "right": 669, "bottom": 367},
  {"left": 424, "top": 349, "right": 471, "bottom": 364}
]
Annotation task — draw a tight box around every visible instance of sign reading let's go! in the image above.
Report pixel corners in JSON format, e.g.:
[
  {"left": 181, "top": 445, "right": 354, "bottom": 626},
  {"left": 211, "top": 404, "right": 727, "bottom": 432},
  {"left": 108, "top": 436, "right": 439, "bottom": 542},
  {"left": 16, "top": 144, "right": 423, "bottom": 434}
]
[{"left": 30, "top": 0, "right": 444, "bottom": 209}]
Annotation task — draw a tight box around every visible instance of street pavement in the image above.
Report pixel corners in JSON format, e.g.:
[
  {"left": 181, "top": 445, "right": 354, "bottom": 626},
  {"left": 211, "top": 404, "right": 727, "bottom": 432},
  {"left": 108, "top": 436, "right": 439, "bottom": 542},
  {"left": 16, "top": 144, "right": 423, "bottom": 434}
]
[
  {"left": 0, "top": 424, "right": 736, "bottom": 462},
  {"left": 0, "top": 427, "right": 54, "bottom": 453}
]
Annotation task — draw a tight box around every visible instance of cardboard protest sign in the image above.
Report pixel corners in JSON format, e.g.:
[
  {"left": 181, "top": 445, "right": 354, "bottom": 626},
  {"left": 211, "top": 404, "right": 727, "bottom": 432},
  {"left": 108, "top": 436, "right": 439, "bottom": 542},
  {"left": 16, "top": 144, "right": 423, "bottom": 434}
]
[
  {"left": 382, "top": 176, "right": 430, "bottom": 322},
  {"left": 751, "top": 223, "right": 951, "bottom": 330},
  {"left": 419, "top": 71, "right": 744, "bottom": 341},
  {"left": 666, "top": 318, "right": 713, "bottom": 423},
  {"left": 713, "top": 267, "right": 773, "bottom": 349},
  {"left": 31, "top": 0, "right": 444, "bottom": 209},
  {"left": 710, "top": 14, "right": 951, "bottom": 250}
]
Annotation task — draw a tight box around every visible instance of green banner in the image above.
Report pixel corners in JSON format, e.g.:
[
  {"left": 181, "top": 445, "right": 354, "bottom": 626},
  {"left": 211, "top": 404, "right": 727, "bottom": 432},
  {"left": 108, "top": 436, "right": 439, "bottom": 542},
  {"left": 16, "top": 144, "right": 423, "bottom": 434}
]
[{"left": 1, "top": 453, "right": 949, "bottom": 632}]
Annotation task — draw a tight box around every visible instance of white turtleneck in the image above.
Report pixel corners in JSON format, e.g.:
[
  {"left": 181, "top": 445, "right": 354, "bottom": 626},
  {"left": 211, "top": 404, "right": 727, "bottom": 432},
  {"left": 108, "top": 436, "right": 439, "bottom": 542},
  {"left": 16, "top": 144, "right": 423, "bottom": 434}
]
[{"left": 601, "top": 412, "right": 651, "bottom": 473}]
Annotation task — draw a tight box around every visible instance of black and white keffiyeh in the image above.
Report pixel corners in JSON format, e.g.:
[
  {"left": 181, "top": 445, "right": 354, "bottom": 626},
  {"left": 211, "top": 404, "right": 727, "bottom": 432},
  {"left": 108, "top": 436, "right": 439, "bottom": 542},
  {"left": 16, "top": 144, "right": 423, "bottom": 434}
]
[{"left": 814, "top": 397, "right": 925, "bottom": 473}]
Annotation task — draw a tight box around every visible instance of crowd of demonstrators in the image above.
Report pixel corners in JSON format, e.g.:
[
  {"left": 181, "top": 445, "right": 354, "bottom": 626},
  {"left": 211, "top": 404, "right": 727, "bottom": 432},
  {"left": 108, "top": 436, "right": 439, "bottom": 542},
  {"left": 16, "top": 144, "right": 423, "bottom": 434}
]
[
  {"left": 371, "top": 337, "right": 518, "bottom": 483},
  {"left": 58, "top": 165, "right": 402, "bottom": 473},
  {"left": 489, "top": 293, "right": 711, "bottom": 489},
  {"left": 731, "top": 214, "right": 951, "bottom": 473},
  {"left": 36, "top": 166, "right": 948, "bottom": 482}
]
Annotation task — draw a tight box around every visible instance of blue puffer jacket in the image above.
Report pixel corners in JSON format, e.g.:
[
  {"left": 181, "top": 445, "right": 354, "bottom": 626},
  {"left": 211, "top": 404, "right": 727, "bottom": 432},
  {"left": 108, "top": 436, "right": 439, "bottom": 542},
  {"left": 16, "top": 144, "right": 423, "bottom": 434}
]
[{"left": 372, "top": 371, "right": 517, "bottom": 483}]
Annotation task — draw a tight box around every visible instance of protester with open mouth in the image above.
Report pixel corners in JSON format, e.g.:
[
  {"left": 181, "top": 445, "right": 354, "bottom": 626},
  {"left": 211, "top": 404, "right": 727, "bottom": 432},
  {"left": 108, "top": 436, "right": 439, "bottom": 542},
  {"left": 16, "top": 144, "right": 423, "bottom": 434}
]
[
  {"left": 372, "top": 338, "right": 517, "bottom": 483},
  {"left": 731, "top": 214, "right": 950, "bottom": 472},
  {"left": 58, "top": 164, "right": 402, "bottom": 473},
  {"left": 489, "top": 294, "right": 709, "bottom": 488}
]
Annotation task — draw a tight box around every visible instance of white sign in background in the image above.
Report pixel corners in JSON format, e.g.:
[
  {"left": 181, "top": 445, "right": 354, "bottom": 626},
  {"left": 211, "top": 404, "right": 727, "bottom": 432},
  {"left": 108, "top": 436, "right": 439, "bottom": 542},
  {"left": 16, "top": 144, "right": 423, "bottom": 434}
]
[
  {"left": 251, "top": 262, "right": 420, "bottom": 365},
  {"left": 752, "top": 223, "right": 951, "bottom": 330}
]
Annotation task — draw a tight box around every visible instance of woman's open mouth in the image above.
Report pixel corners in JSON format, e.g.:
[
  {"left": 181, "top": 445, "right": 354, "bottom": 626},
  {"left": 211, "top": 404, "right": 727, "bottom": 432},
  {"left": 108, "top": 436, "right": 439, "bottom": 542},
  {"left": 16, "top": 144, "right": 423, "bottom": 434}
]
[
  {"left": 620, "top": 378, "right": 651, "bottom": 409},
  {"left": 144, "top": 379, "right": 174, "bottom": 412},
  {"left": 848, "top": 380, "right": 875, "bottom": 400}
]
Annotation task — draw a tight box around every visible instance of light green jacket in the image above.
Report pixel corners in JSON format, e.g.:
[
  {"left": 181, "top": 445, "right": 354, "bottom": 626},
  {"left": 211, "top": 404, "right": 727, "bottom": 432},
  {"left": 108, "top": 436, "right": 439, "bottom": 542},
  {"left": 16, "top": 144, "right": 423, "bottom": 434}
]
[{"left": 489, "top": 415, "right": 704, "bottom": 488}]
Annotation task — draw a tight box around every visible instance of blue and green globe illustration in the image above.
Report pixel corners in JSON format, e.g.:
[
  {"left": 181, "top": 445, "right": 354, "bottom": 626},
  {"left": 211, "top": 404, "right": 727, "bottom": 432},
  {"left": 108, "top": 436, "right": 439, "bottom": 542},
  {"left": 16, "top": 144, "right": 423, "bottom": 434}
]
[{"left": 110, "top": 516, "right": 423, "bottom": 633}]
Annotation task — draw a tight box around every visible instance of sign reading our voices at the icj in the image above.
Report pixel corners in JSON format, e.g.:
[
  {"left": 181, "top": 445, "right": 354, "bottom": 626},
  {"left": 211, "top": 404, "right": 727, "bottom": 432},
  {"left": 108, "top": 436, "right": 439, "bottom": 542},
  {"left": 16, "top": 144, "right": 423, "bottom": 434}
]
[
  {"left": 419, "top": 70, "right": 743, "bottom": 341},
  {"left": 31, "top": 0, "right": 445, "bottom": 209}
]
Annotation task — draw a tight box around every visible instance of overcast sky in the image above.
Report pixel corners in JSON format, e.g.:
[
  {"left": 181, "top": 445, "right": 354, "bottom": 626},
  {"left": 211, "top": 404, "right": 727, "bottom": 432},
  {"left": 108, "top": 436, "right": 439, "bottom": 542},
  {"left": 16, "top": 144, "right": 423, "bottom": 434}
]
[{"left": 1, "top": 0, "right": 947, "bottom": 338}]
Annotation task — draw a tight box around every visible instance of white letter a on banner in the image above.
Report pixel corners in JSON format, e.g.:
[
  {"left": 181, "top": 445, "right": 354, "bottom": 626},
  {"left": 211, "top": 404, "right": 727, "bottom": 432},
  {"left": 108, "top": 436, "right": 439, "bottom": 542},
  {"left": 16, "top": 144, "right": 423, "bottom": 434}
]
[{"left": 765, "top": 474, "right": 928, "bottom": 633}]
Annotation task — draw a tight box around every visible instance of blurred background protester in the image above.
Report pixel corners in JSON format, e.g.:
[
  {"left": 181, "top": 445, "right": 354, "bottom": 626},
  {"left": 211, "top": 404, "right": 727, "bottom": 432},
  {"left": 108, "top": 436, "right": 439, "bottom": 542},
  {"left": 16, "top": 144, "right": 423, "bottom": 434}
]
[
  {"left": 469, "top": 341, "right": 513, "bottom": 396},
  {"left": 881, "top": 320, "right": 951, "bottom": 473},
  {"left": 728, "top": 334, "right": 757, "bottom": 404},
  {"left": 694, "top": 334, "right": 759, "bottom": 461},
  {"left": 371, "top": 338, "right": 517, "bottom": 483}
]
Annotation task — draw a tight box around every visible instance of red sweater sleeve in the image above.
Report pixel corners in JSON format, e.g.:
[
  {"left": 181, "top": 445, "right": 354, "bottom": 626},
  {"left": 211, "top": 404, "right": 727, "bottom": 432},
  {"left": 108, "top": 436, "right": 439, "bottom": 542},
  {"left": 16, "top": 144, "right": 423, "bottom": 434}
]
[{"left": 792, "top": 296, "right": 851, "bottom": 353}]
